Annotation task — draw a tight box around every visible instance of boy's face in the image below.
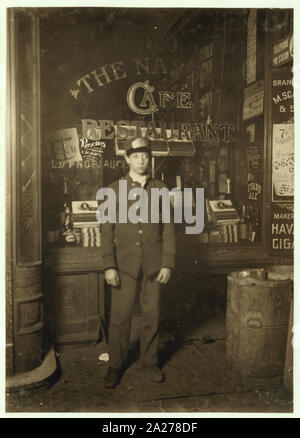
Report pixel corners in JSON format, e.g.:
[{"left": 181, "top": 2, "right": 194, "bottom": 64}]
[{"left": 125, "top": 151, "right": 150, "bottom": 175}]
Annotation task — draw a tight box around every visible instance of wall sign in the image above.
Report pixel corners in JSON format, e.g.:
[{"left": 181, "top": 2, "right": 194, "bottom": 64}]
[
  {"left": 248, "top": 182, "right": 262, "bottom": 201},
  {"left": 270, "top": 203, "right": 294, "bottom": 252},
  {"left": 81, "top": 119, "right": 236, "bottom": 143},
  {"left": 47, "top": 128, "right": 82, "bottom": 165},
  {"left": 71, "top": 56, "right": 182, "bottom": 99},
  {"left": 273, "top": 34, "right": 293, "bottom": 68},
  {"left": 246, "top": 143, "right": 261, "bottom": 172},
  {"left": 272, "top": 123, "right": 294, "bottom": 201},
  {"left": 269, "top": 59, "right": 293, "bottom": 256},
  {"left": 243, "top": 80, "right": 264, "bottom": 120},
  {"left": 79, "top": 138, "right": 106, "bottom": 162},
  {"left": 126, "top": 80, "right": 192, "bottom": 115},
  {"left": 272, "top": 67, "right": 293, "bottom": 124}
]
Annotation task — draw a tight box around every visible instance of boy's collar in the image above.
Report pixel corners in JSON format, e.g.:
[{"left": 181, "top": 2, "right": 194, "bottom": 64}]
[
  {"left": 124, "top": 172, "right": 152, "bottom": 186},
  {"left": 126, "top": 172, "right": 151, "bottom": 182}
]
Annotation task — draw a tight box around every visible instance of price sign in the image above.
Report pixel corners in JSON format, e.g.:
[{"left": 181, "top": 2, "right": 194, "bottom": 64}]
[{"left": 272, "top": 124, "right": 294, "bottom": 201}]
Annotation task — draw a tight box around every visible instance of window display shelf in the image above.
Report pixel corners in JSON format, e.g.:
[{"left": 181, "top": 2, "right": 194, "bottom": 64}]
[{"left": 44, "top": 246, "right": 103, "bottom": 273}]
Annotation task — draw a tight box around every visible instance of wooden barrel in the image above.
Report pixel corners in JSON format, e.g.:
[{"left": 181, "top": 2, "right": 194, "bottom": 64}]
[
  {"left": 268, "top": 265, "right": 293, "bottom": 392},
  {"left": 226, "top": 271, "right": 291, "bottom": 377},
  {"left": 268, "top": 265, "right": 293, "bottom": 281},
  {"left": 284, "top": 297, "right": 293, "bottom": 392}
]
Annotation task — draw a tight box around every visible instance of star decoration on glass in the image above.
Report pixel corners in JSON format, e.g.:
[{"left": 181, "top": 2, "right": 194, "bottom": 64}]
[{"left": 70, "top": 88, "right": 80, "bottom": 100}]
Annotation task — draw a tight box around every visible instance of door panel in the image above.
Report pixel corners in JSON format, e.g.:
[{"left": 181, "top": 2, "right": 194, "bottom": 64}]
[{"left": 47, "top": 272, "right": 103, "bottom": 344}]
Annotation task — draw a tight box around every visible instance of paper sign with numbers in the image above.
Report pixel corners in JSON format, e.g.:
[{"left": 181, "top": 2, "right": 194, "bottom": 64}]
[{"left": 272, "top": 123, "right": 294, "bottom": 201}]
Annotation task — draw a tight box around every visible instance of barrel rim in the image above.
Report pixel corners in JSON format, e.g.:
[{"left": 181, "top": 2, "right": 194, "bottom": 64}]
[{"left": 228, "top": 275, "right": 291, "bottom": 286}]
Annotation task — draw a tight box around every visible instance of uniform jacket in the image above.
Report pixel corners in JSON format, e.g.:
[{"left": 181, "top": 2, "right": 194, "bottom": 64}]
[{"left": 101, "top": 174, "right": 176, "bottom": 278}]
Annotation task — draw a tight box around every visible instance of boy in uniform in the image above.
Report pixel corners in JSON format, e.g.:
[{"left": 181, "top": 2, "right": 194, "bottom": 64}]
[{"left": 101, "top": 137, "right": 176, "bottom": 388}]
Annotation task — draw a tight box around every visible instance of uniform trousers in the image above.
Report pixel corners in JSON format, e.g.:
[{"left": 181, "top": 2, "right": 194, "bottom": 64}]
[{"left": 108, "top": 269, "right": 161, "bottom": 370}]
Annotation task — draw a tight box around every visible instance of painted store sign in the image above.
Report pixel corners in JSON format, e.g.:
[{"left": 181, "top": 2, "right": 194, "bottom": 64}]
[
  {"left": 272, "top": 34, "right": 293, "bottom": 68},
  {"left": 70, "top": 56, "right": 188, "bottom": 100}
]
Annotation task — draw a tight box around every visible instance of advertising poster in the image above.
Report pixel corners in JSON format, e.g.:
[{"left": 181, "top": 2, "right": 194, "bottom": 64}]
[
  {"left": 272, "top": 66, "right": 294, "bottom": 124},
  {"left": 242, "top": 80, "right": 264, "bottom": 120},
  {"left": 47, "top": 127, "right": 82, "bottom": 165},
  {"left": 270, "top": 61, "right": 293, "bottom": 256},
  {"left": 272, "top": 123, "right": 294, "bottom": 202}
]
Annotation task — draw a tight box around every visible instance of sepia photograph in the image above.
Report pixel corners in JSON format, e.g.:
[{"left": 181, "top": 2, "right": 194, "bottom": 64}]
[{"left": 3, "top": 2, "right": 296, "bottom": 417}]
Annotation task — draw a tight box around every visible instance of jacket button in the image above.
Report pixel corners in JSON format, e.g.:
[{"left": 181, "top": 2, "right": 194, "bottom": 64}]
[
  {"left": 136, "top": 241, "right": 140, "bottom": 246},
  {"left": 138, "top": 229, "right": 143, "bottom": 234}
]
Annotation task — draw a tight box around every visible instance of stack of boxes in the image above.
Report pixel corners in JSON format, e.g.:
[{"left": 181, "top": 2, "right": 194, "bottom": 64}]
[
  {"left": 72, "top": 201, "right": 101, "bottom": 247},
  {"left": 205, "top": 200, "right": 240, "bottom": 244}
]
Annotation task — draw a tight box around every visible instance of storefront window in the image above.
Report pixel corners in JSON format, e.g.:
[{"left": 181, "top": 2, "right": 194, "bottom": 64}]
[{"left": 41, "top": 8, "right": 268, "bottom": 249}]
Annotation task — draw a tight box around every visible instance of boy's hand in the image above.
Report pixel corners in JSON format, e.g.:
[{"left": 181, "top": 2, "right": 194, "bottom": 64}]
[
  {"left": 156, "top": 268, "right": 172, "bottom": 284},
  {"left": 105, "top": 269, "right": 120, "bottom": 287}
]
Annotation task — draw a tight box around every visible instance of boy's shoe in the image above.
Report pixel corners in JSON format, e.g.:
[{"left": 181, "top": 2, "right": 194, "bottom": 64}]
[
  {"left": 105, "top": 367, "right": 122, "bottom": 388},
  {"left": 143, "top": 365, "right": 165, "bottom": 383}
]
